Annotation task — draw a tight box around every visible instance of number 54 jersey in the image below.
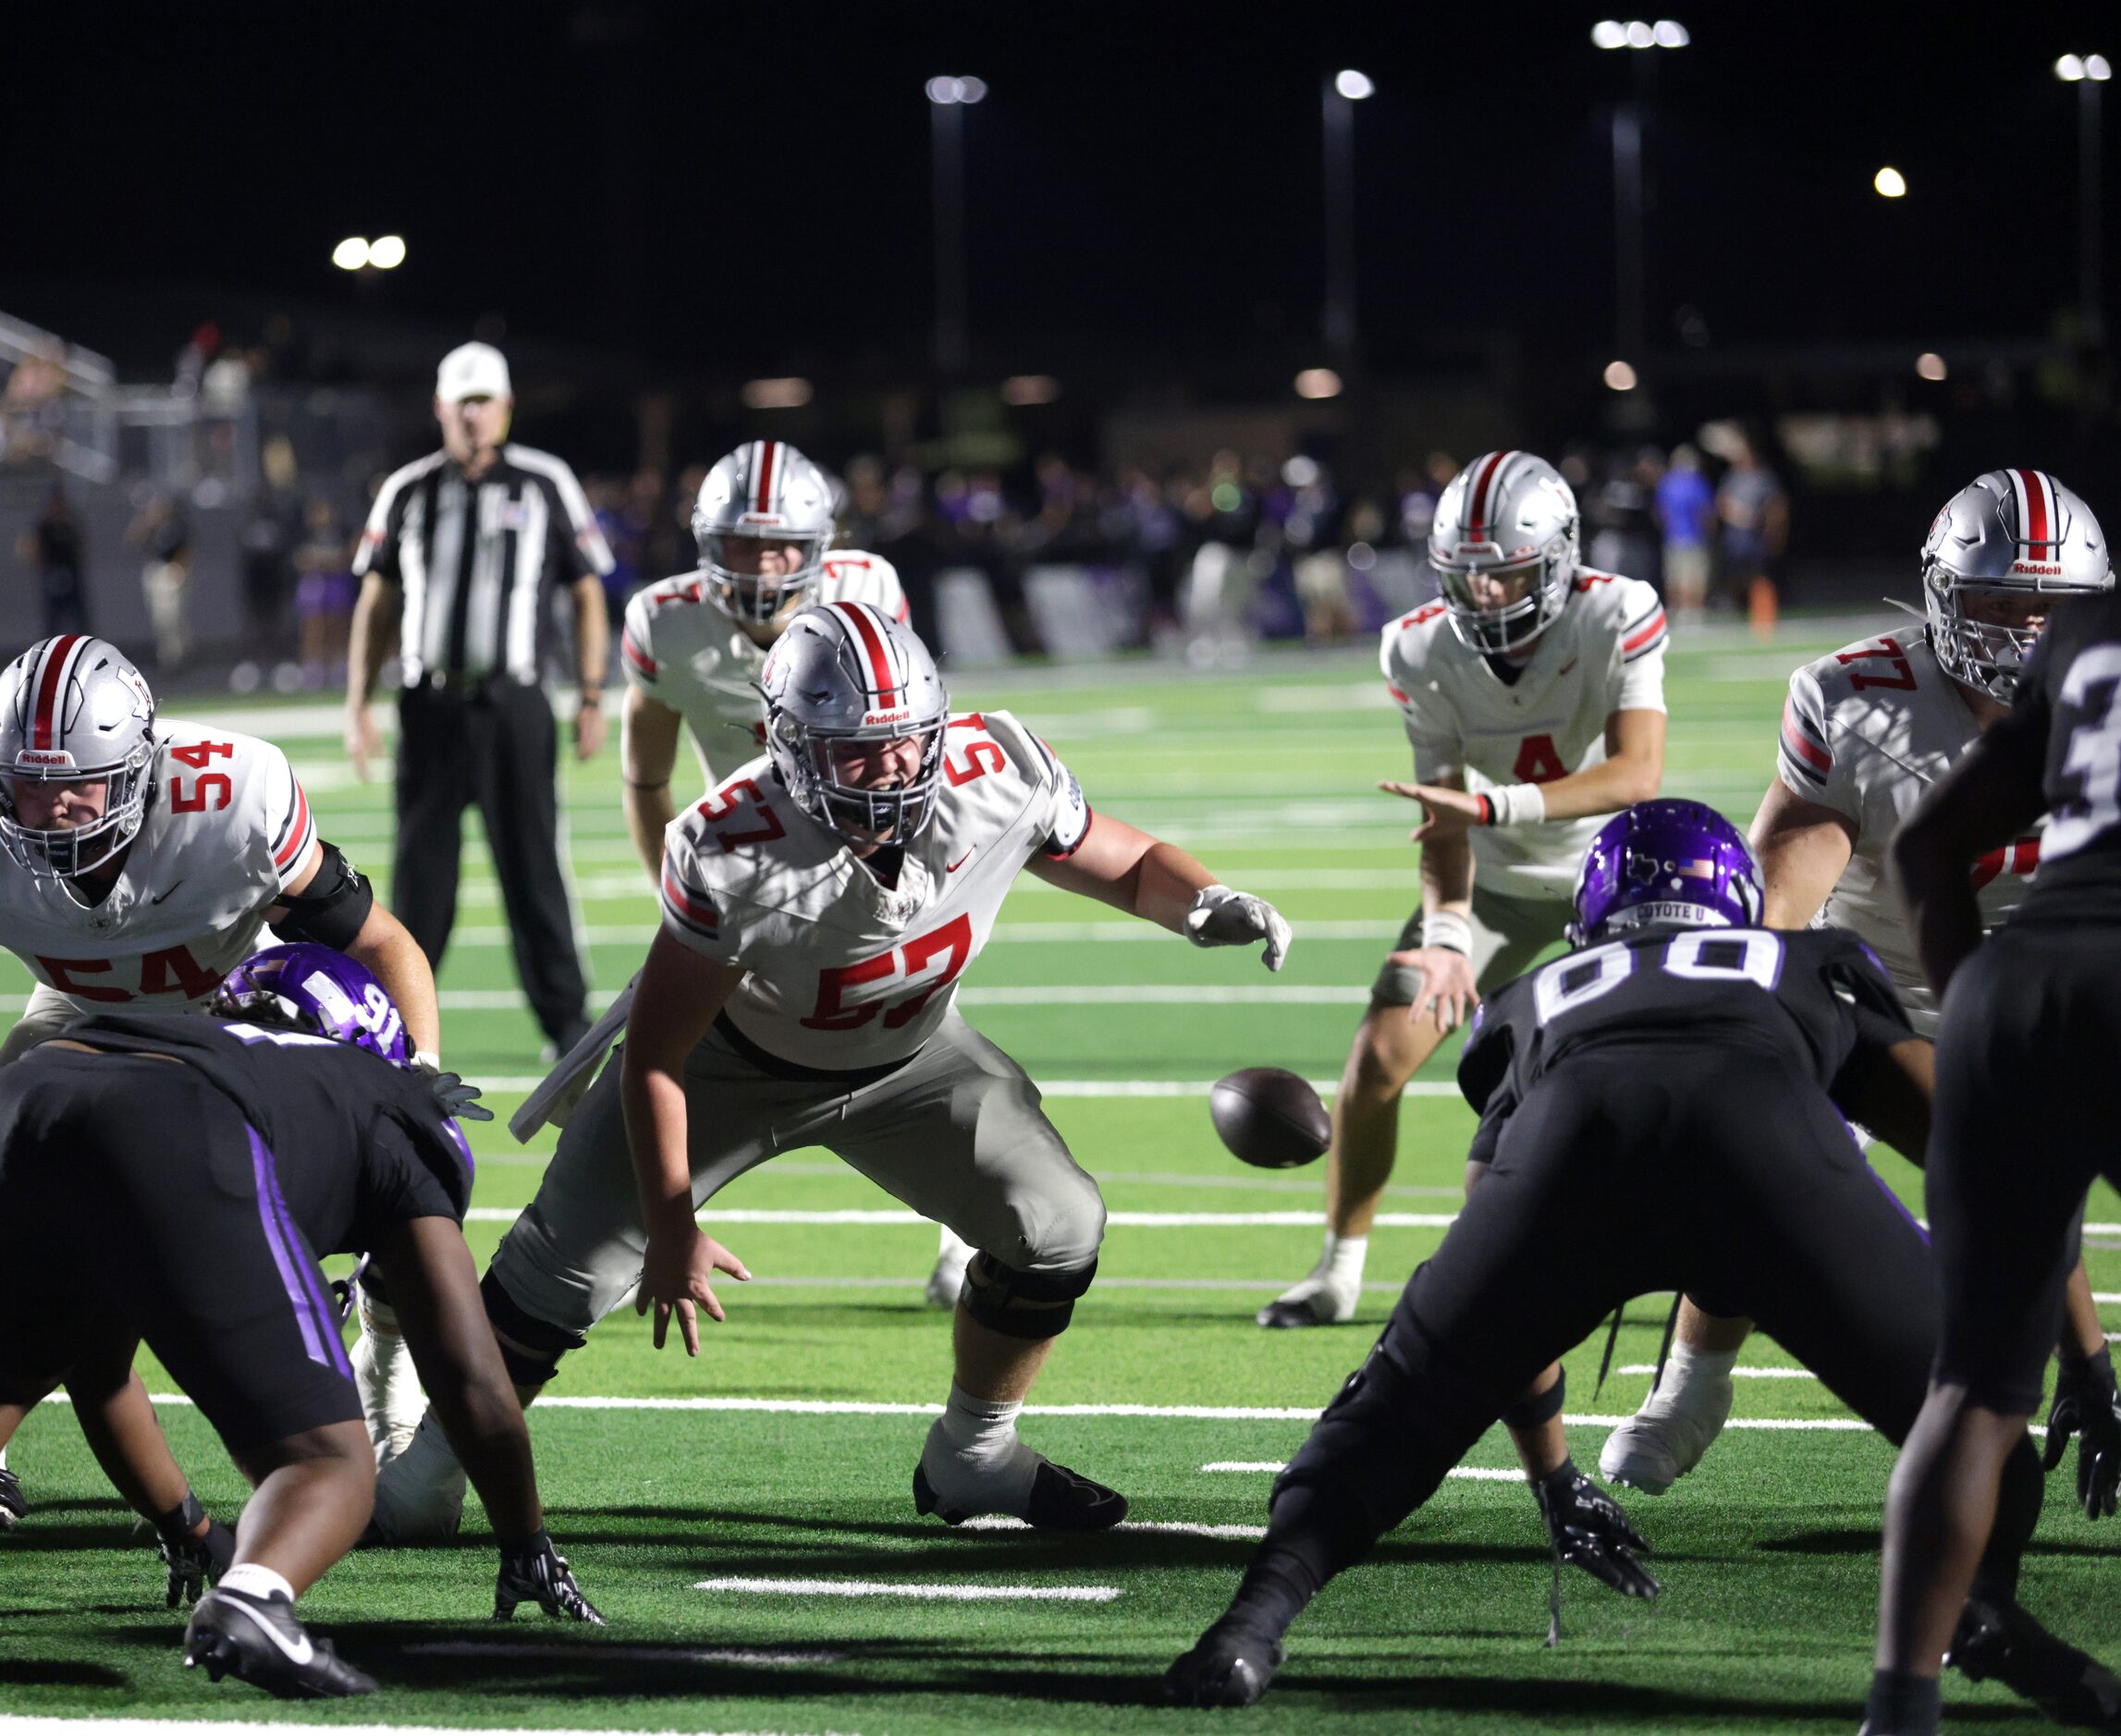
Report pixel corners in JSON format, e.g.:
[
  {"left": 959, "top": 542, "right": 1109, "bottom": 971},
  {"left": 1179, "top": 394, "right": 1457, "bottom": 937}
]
[
  {"left": 0, "top": 722, "right": 315, "bottom": 1016},
  {"left": 1384, "top": 572, "right": 1668, "bottom": 902},
  {"left": 656, "top": 708, "right": 1090, "bottom": 1071}
]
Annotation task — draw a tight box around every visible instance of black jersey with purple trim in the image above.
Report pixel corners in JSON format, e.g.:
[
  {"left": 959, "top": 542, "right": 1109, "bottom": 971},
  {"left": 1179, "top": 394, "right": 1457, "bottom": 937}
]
[
  {"left": 54, "top": 1013, "right": 473, "bottom": 1250},
  {"left": 1456, "top": 925, "right": 1913, "bottom": 1164}
]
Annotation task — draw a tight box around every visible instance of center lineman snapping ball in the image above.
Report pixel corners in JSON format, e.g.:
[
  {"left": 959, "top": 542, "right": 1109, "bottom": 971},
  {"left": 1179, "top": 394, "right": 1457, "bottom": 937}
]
[{"left": 1210, "top": 1067, "right": 1331, "bottom": 1169}]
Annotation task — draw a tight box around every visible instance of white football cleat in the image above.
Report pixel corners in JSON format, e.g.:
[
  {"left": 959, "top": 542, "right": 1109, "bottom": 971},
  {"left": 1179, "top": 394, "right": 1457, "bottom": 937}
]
[
  {"left": 364, "top": 1411, "right": 466, "bottom": 1544},
  {"left": 1599, "top": 1363, "right": 1735, "bottom": 1496},
  {"left": 350, "top": 1315, "right": 425, "bottom": 1467},
  {"left": 1256, "top": 1237, "right": 1365, "bottom": 1330},
  {"left": 926, "top": 1226, "right": 975, "bottom": 1311}
]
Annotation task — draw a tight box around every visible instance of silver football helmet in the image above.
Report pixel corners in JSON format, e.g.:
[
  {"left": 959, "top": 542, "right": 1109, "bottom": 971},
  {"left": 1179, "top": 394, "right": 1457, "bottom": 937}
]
[
  {"left": 0, "top": 634, "right": 158, "bottom": 877},
  {"left": 1428, "top": 450, "right": 1581, "bottom": 654},
  {"left": 761, "top": 602, "right": 949, "bottom": 850},
  {"left": 693, "top": 440, "right": 839, "bottom": 626},
  {"left": 1922, "top": 469, "right": 2113, "bottom": 702}
]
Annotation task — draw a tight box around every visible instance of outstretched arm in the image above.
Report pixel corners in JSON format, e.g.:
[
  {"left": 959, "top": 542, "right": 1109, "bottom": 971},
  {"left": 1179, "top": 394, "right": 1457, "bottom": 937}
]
[
  {"left": 1029, "top": 814, "right": 1290, "bottom": 968},
  {"left": 1382, "top": 708, "right": 1665, "bottom": 840}
]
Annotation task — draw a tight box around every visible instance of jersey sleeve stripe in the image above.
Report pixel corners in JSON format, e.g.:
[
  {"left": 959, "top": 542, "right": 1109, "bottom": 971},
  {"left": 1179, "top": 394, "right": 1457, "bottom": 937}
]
[
  {"left": 272, "top": 781, "right": 313, "bottom": 869},
  {"left": 1622, "top": 609, "right": 1668, "bottom": 656},
  {"left": 659, "top": 866, "right": 721, "bottom": 937},
  {"left": 1043, "top": 807, "right": 1095, "bottom": 860},
  {"left": 1386, "top": 681, "right": 1411, "bottom": 703},
  {"left": 621, "top": 632, "right": 657, "bottom": 679},
  {"left": 1779, "top": 698, "right": 1833, "bottom": 776}
]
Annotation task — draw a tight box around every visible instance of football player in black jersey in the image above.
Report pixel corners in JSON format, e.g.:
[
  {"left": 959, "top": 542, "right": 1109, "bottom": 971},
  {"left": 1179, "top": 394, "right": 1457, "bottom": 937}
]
[
  {"left": 1876, "top": 581, "right": 2121, "bottom": 1736},
  {"left": 0, "top": 945, "right": 600, "bottom": 1699},
  {"left": 1168, "top": 801, "right": 2102, "bottom": 1722}
]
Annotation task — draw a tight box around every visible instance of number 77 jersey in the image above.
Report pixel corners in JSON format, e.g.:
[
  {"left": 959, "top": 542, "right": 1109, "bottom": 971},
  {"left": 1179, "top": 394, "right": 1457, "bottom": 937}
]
[
  {"left": 0, "top": 722, "right": 317, "bottom": 1015},
  {"left": 656, "top": 708, "right": 1092, "bottom": 1071}
]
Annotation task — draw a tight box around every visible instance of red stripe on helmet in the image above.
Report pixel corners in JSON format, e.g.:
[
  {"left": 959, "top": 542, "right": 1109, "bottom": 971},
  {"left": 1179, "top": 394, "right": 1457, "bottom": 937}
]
[
  {"left": 31, "top": 634, "right": 82, "bottom": 752},
  {"left": 2017, "top": 468, "right": 2051, "bottom": 550},
  {"left": 1466, "top": 451, "right": 1511, "bottom": 536},
  {"left": 835, "top": 601, "right": 899, "bottom": 708},
  {"left": 754, "top": 441, "right": 779, "bottom": 514}
]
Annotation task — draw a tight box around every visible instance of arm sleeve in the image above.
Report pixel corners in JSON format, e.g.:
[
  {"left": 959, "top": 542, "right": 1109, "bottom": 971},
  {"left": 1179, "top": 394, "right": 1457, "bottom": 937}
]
[
  {"left": 364, "top": 1105, "right": 472, "bottom": 1229},
  {"left": 1026, "top": 733, "right": 1094, "bottom": 859},
  {"left": 1382, "top": 631, "right": 1462, "bottom": 781},
  {"left": 1774, "top": 664, "right": 1859, "bottom": 820},
  {"left": 619, "top": 589, "right": 662, "bottom": 696},
  {"left": 544, "top": 461, "right": 617, "bottom": 581},
  {"left": 350, "top": 473, "right": 409, "bottom": 581},
  {"left": 257, "top": 740, "right": 318, "bottom": 893},
  {"left": 657, "top": 823, "right": 742, "bottom": 963}
]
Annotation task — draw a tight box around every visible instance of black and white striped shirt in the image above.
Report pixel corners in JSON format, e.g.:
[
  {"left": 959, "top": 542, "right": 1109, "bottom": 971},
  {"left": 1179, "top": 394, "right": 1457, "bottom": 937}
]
[{"left": 353, "top": 444, "right": 615, "bottom": 685}]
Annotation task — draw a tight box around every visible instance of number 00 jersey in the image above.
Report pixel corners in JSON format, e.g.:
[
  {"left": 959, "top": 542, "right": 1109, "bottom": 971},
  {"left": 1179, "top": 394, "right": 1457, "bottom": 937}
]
[
  {"left": 657, "top": 709, "right": 1089, "bottom": 1072},
  {"left": 1776, "top": 628, "right": 2040, "bottom": 1027},
  {"left": 1383, "top": 573, "right": 1668, "bottom": 902},
  {"left": 621, "top": 552, "right": 909, "bottom": 781},
  {"left": 1457, "top": 924, "right": 1914, "bottom": 1164},
  {"left": 0, "top": 723, "right": 315, "bottom": 1016}
]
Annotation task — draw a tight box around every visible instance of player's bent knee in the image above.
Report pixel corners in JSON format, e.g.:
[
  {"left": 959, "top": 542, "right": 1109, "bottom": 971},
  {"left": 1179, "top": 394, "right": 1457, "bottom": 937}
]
[
  {"left": 962, "top": 1252, "right": 1097, "bottom": 1339},
  {"left": 480, "top": 1268, "right": 589, "bottom": 1388},
  {"left": 1347, "top": 1008, "right": 1425, "bottom": 1099},
  {"left": 1501, "top": 1368, "right": 1565, "bottom": 1431}
]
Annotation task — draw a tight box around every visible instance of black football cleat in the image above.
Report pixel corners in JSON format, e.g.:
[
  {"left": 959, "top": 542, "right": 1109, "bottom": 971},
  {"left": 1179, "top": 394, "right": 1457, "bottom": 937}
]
[
  {"left": 183, "top": 1586, "right": 376, "bottom": 1699},
  {"left": 1164, "top": 1625, "right": 1286, "bottom": 1707},
  {"left": 1949, "top": 1595, "right": 2121, "bottom": 1730},
  {"left": 0, "top": 1466, "right": 25, "bottom": 1530},
  {"left": 913, "top": 1458, "right": 1129, "bottom": 1531}
]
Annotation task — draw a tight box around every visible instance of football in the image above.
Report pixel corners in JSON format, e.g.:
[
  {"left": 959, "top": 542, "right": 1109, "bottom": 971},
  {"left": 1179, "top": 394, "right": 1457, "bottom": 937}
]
[{"left": 1209, "top": 1068, "right": 1331, "bottom": 1169}]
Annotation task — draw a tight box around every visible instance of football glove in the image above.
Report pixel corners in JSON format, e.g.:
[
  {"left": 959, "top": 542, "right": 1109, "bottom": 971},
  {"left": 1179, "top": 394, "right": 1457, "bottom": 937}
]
[
  {"left": 1184, "top": 885, "right": 1293, "bottom": 972},
  {"left": 1533, "top": 1461, "right": 1661, "bottom": 1600},
  {"left": 2042, "top": 1345, "right": 2121, "bottom": 1520},
  {"left": 426, "top": 1070, "right": 494, "bottom": 1123},
  {"left": 495, "top": 1531, "right": 604, "bottom": 1624},
  {"left": 154, "top": 1491, "right": 236, "bottom": 1608}
]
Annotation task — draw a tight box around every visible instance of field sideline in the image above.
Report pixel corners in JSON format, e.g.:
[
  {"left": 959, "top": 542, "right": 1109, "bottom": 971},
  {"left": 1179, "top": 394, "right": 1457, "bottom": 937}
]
[{"left": 0, "top": 614, "right": 2114, "bottom": 1734}]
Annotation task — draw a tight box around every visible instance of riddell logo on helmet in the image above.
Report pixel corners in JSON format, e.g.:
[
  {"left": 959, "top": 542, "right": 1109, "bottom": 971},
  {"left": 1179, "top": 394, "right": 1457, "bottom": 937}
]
[
  {"left": 864, "top": 707, "right": 913, "bottom": 727},
  {"left": 13, "top": 750, "right": 74, "bottom": 770},
  {"left": 738, "top": 511, "right": 789, "bottom": 529},
  {"left": 2012, "top": 560, "right": 2064, "bottom": 577}
]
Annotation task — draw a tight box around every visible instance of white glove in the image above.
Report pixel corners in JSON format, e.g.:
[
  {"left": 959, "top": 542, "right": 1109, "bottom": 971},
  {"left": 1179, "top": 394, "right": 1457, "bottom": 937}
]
[{"left": 1184, "top": 885, "right": 1293, "bottom": 972}]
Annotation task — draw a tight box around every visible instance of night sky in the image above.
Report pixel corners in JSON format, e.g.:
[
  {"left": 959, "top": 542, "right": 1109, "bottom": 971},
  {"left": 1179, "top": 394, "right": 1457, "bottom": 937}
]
[{"left": 9, "top": 2, "right": 2117, "bottom": 387}]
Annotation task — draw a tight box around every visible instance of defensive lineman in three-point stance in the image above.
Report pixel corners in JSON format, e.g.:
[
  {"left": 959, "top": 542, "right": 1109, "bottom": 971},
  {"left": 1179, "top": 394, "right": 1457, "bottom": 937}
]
[
  {"left": 1601, "top": 470, "right": 2121, "bottom": 1503},
  {"left": 373, "top": 601, "right": 1292, "bottom": 1535}
]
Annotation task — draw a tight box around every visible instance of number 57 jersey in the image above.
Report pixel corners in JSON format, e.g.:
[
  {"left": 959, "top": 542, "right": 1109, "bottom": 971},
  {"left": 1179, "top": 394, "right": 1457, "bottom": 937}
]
[
  {"left": 0, "top": 722, "right": 315, "bottom": 1016},
  {"left": 656, "top": 708, "right": 1091, "bottom": 1071}
]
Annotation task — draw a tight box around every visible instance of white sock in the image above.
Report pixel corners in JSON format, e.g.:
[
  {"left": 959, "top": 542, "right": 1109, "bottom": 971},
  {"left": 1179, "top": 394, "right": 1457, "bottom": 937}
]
[
  {"left": 220, "top": 1563, "right": 294, "bottom": 1604},
  {"left": 1320, "top": 1232, "right": 1367, "bottom": 1288},
  {"left": 927, "top": 1384, "right": 1039, "bottom": 1510},
  {"left": 1649, "top": 1340, "right": 1737, "bottom": 1408}
]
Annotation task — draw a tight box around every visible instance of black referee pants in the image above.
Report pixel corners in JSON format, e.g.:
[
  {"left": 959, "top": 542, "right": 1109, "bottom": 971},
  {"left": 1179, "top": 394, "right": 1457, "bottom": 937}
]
[
  {"left": 393, "top": 680, "right": 588, "bottom": 1046},
  {"left": 1262, "top": 1045, "right": 2041, "bottom": 1597}
]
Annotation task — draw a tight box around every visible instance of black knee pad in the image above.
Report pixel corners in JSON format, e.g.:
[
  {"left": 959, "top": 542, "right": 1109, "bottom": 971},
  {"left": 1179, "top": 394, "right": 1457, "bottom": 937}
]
[
  {"left": 962, "top": 1252, "right": 1097, "bottom": 1340},
  {"left": 1501, "top": 1367, "right": 1565, "bottom": 1432},
  {"left": 479, "top": 1268, "right": 587, "bottom": 1388}
]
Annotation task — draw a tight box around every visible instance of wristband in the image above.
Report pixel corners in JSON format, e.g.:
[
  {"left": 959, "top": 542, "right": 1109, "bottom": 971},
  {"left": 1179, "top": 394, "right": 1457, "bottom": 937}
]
[
  {"left": 1420, "top": 911, "right": 1474, "bottom": 956},
  {"left": 154, "top": 1489, "right": 207, "bottom": 1543},
  {"left": 1482, "top": 783, "right": 1548, "bottom": 827},
  {"left": 411, "top": 1050, "right": 442, "bottom": 1077},
  {"left": 579, "top": 691, "right": 603, "bottom": 708}
]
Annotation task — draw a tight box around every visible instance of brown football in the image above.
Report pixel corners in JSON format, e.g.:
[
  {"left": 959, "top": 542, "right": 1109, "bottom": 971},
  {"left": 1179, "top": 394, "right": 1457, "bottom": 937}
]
[{"left": 1209, "top": 1068, "right": 1331, "bottom": 1169}]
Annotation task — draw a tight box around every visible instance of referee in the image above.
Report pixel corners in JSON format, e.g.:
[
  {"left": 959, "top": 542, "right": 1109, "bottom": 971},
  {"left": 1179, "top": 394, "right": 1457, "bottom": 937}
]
[{"left": 344, "top": 342, "right": 610, "bottom": 1054}]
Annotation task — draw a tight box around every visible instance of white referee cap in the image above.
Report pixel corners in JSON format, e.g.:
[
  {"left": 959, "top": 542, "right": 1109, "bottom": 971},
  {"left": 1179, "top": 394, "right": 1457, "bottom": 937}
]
[{"left": 435, "top": 341, "right": 512, "bottom": 403}]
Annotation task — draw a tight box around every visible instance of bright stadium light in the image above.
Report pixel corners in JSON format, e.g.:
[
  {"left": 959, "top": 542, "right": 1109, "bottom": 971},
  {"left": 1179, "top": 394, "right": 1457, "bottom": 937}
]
[
  {"left": 741, "top": 376, "right": 813, "bottom": 410},
  {"left": 959, "top": 75, "right": 987, "bottom": 103},
  {"left": 367, "top": 234, "right": 407, "bottom": 270},
  {"left": 2092, "top": 55, "right": 2115, "bottom": 80},
  {"left": 1592, "top": 19, "right": 1629, "bottom": 47},
  {"left": 2057, "top": 54, "right": 2088, "bottom": 81},
  {"left": 926, "top": 75, "right": 985, "bottom": 104},
  {"left": 331, "top": 237, "right": 370, "bottom": 271},
  {"left": 1334, "top": 68, "right": 1375, "bottom": 100},
  {"left": 1626, "top": 20, "right": 1655, "bottom": 47},
  {"left": 1603, "top": 359, "right": 1639, "bottom": 391},
  {"left": 1916, "top": 351, "right": 1948, "bottom": 381},
  {"left": 1293, "top": 367, "right": 1343, "bottom": 399},
  {"left": 1874, "top": 165, "right": 1907, "bottom": 198},
  {"left": 1653, "top": 18, "right": 1689, "bottom": 46}
]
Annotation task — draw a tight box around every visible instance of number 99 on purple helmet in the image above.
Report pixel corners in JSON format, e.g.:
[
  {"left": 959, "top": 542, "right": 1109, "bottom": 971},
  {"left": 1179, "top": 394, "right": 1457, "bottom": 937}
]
[
  {"left": 1567, "top": 799, "right": 1764, "bottom": 947},
  {"left": 211, "top": 942, "right": 411, "bottom": 1067}
]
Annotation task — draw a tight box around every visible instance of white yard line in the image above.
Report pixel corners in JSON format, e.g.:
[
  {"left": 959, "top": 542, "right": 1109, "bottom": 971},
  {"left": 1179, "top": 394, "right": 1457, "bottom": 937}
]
[
  {"left": 960, "top": 1515, "right": 1269, "bottom": 1541},
  {"left": 0, "top": 1723, "right": 838, "bottom": 1736},
  {"left": 1617, "top": 1363, "right": 1819, "bottom": 1379},
  {"left": 400, "top": 1641, "right": 842, "bottom": 1668},
  {"left": 693, "top": 1576, "right": 1118, "bottom": 1603},
  {"left": 1201, "top": 1461, "right": 1522, "bottom": 1482}
]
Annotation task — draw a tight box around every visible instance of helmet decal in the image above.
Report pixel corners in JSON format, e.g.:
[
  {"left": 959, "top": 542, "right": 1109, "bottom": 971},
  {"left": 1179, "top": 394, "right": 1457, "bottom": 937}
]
[{"left": 1570, "top": 800, "right": 1763, "bottom": 946}]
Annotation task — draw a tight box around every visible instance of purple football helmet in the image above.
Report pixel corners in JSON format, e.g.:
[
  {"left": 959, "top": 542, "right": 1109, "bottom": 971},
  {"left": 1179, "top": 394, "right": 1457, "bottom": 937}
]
[
  {"left": 1568, "top": 800, "right": 1763, "bottom": 946},
  {"left": 211, "top": 943, "right": 411, "bottom": 1067}
]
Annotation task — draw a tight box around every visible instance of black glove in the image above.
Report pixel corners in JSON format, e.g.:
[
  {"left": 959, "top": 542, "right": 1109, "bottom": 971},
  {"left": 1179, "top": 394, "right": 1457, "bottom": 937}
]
[
  {"left": 428, "top": 1070, "right": 493, "bottom": 1123},
  {"left": 0, "top": 1465, "right": 26, "bottom": 1529},
  {"left": 1533, "top": 1461, "right": 1661, "bottom": 1599},
  {"left": 496, "top": 1530, "right": 604, "bottom": 1624},
  {"left": 2042, "top": 1345, "right": 2121, "bottom": 1520},
  {"left": 154, "top": 1492, "right": 235, "bottom": 1608}
]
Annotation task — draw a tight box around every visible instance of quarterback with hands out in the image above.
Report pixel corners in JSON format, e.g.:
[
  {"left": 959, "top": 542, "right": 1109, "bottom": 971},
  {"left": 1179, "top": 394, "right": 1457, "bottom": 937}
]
[{"left": 370, "top": 600, "right": 1289, "bottom": 1539}]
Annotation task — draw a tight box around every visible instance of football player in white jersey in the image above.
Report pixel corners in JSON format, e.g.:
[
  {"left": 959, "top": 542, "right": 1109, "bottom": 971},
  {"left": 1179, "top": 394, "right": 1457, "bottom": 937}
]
[
  {"left": 0, "top": 631, "right": 440, "bottom": 1525},
  {"left": 369, "top": 601, "right": 1293, "bottom": 1537},
  {"left": 1600, "top": 468, "right": 2119, "bottom": 1500}
]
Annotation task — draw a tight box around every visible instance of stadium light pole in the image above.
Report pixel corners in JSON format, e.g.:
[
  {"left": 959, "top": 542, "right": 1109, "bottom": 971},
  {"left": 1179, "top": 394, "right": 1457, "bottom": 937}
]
[
  {"left": 2056, "top": 54, "right": 2112, "bottom": 347},
  {"left": 1593, "top": 21, "right": 1689, "bottom": 374},
  {"left": 926, "top": 75, "right": 986, "bottom": 376},
  {"left": 1322, "top": 69, "right": 1373, "bottom": 367}
]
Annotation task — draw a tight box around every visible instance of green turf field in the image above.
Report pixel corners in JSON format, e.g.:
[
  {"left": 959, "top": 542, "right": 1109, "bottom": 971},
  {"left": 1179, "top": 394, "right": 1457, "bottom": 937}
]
[{"left": 2, "top": 615, "right": 2115, "bottom": 1734}]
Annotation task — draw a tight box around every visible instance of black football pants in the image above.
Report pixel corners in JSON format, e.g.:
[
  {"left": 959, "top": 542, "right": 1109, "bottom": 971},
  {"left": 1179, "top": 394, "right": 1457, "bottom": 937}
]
[
  {"left": 393, "top": 680, "right": 589, "bottom": 1045},
  {"left": 1262, "top": 1044, "right": 2041, "bottom": 1596}
]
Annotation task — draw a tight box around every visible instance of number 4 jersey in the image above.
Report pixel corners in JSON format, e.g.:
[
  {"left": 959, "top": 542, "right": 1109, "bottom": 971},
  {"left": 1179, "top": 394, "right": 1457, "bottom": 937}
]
[
  {"left": 657, "top": 708, "right": 1090, "bottom": 1070},
  {"left": 0, "top": 723, "right": 316, "bottom": 1015},
  {"left": 1383, "top": 571, "right": 1668, "bottom": 902},
  {"left": 1456, "top": 923, "right": 1914, "bottom": 1163},
  {"left": 1776, "top": 628, "right": 2039, "bottom": 1027}
]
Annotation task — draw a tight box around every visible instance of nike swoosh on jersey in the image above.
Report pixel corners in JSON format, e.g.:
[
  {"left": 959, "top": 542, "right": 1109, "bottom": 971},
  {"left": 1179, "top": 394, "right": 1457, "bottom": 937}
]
[
  {"left": 151, "top": 879, "right": 185, "bottom": 905},
  {"left": 947, "top": 851, "right": 975, "bottom": 874},
  {"left": 224, "top": 1596, "right": 313, "bottom": 1665}
]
